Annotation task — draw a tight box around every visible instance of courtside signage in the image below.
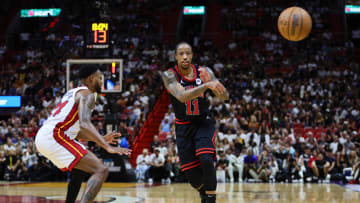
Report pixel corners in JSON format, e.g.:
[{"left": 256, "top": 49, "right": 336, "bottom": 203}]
[
  {"left": 345, "top": 5, "right": 360, "bottom": 14},
  {"left": 20, "top": 8, "right": 61, "bottom": 18},
  {"left": 0, "top": 96, "right": 21, "bottom": 108},
  {"left": 183, "top": 6, "right": 205, "bottom": 15}
]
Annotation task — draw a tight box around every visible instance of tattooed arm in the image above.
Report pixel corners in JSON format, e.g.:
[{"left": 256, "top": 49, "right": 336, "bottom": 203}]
[
  {"left": 201, "top": 67, "right": 229, "bottom": 100},
  {"left": 77, "top": 90, "right": 110, "bottom": 150},
  {"left": 162, "top": 70, "right": 225, "bottom": 103}
]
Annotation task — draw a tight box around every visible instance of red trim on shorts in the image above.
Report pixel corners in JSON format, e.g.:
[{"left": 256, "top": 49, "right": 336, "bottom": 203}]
[
  {"left": 181, "top": 162, "right": 201, "bottom": 172},
  {"left": 196, "top": 151, "right": 216, "bottom": 156},
  {"left": 180, "top": 160, "right": 200, "bottom": 169},
  {"left": 195, "top": 148, "right": 216, "bottom": 152},
  {"left": 52, "top": 103, "right": 87, "bottom": 171},
  {"left": 176, "top": 121, "right": 191, "bottom": 125},
  {"left": 175, "top": 64, "right": 197, "bottom": 82}
]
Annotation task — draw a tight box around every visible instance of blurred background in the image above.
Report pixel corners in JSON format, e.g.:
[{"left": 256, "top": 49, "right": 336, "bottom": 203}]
[{"left": 0, "top": 0, "right": 360, "bottom": 185}]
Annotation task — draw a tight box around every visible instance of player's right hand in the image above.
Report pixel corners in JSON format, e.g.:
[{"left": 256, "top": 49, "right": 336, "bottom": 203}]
[
  {"left": 206, "top": 80, "right": 225, "bottom": 95},
  {"left": 106, "top": 146, "right": 132, "bottom": 156}
]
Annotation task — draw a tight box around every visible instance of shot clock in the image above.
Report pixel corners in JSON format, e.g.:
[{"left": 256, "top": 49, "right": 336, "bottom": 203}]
[{"left": 86, "top": 22, "right": 110, "bottom": 49}]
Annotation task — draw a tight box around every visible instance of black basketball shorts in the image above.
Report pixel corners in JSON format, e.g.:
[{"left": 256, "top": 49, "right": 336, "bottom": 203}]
[{"left": 175, "top": 118, "right": 216, "bottom": 172}]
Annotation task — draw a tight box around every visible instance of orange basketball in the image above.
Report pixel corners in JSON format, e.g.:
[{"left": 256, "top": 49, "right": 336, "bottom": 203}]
[{"left": 277, "top": 7, "right": 312, "bottom": 41}]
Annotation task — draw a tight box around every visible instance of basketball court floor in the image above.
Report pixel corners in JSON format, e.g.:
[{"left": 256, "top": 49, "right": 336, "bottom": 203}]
[{"left": 0, "top": 182, "right": 359, "bottom": 202}]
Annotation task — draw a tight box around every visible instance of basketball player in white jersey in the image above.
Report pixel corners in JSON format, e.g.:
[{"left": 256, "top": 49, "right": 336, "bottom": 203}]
[{"left": 35, "top": 65, "right": 131, "bottom": 203}]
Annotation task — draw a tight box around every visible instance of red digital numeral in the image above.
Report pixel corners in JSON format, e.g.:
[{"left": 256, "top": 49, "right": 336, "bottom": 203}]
[
  {"left": 185, "top": 99, "right": 199, "bottom": 115},
  {"left": 94, "top": 30, "right": 107, "bottom": 43},
  {"left": 52, "top": 101, "right": 68, "bottom": 117}
]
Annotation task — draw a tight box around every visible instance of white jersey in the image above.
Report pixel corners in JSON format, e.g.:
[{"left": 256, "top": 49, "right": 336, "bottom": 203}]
[
  {"left": 35, "top": 86, "right": 90, "bottom": 170},
  {"left": 44, "top": 86, "right": 89, "bottom": 139}
]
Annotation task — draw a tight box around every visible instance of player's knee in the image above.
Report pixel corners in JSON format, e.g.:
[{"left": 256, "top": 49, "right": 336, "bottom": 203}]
[
  {"left": 96, "top": 165, "right": 109, "bottom": 179},
  {"left": 184, "top": 168, "right": 203, "bottom": 189},
  {"left": 199, "top": 154, "right": 214, "bottom": 171}
]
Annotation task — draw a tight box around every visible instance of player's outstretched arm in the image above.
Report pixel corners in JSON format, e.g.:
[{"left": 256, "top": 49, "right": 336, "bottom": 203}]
[
  {"left": 200, "top": 67, "right": 229, "bottom": 100},
  {"left": 77, "top": 90, "right": 131, "bottom": 156},
  {"left": 162, "top": 70, "right": 210, "bottom": 103}
]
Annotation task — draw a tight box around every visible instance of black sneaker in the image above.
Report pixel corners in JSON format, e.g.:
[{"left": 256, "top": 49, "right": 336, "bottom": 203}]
[
  {"left": 200, "top": 193, "right": 207, "bottom": 203},
  {"left": 205, "top": 194, "right": 216, "bottom": 203},
  {"left": 199, "top": 189, "right": 206, "bottom": 203}
]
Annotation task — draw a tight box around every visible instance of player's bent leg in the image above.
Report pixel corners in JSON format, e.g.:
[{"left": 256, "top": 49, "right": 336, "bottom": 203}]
[
  {"left": 73, "top": 151, "right": 109, "bottom": 203},
  {"left": 184, "top": 166, "right": 203, "bottom": 189},
  {"left": 183, "top": 167, "right": 206, "bottom": 203},
  {"left": 66, "top": 169, "right": 89, "bottom": 203},
  {"left": 199, "top": 153, "right": 217, "bottom": 202}
]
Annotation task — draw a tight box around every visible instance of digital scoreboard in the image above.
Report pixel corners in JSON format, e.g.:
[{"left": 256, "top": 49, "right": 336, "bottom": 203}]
[{"left": 86, "top": 22, "right": 110, "bottom": 49}]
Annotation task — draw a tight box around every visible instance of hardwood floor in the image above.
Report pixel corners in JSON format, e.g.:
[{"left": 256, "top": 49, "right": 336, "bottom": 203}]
[{"left": 0, "top": 182, "right": 359, "bottom": 202}]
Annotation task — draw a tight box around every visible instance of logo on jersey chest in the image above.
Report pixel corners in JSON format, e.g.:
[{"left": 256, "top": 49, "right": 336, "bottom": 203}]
[{"left": 196, "top": 78, "right": 202, "bottom": 85}]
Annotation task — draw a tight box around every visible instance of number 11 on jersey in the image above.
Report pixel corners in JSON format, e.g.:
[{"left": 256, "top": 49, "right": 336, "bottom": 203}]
[{"left": 185, "top": 99, "right": 199, "bottom": 115}]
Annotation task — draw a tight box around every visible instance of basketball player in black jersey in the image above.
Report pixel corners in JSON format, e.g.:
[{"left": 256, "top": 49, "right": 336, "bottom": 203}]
[{"left": 162, "top": 42, "right": 229, "bottom": 203}]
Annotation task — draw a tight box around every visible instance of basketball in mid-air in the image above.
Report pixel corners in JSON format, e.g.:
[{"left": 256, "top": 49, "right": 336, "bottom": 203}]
[{"left": 277, "top": 7, "right": 312, "bottom": 41}]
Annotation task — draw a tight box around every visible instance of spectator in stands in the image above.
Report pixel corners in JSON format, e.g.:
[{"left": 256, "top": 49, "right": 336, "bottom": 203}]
[
  {"left": 312, "top": 152, "right": 330, "bottom": 182},
  {"left": 228, "top": 148, "right": 246, "bottom": 183},
  {"left": 165, "top": 149, "right": 180, "bottom": 182},
  {"left": 21, "top": 147, "right": 37, "bottom": 169},
  {"left": 148, "top": 148, "right": 170, "bottom": 184},
  {"left": 136, "top": 148, "right": 150, "bottom": 182},
  {"left": 4, "top": 149, "right": 20, "bottom": 180},
  {"left": 216, "top": 153, "right": 229, "bottom": 182},
  {"left": 24, "top": 101, "right": 35, "bottom": 115},
  {"left": 159, "top": 117, "right": 171, "bottom": 135},
  {"left": 324, "top": 148, "right": 336, "bottom": 178},
  {"left": 158, "top": 141, "right": 168, "bottom": 157},
  {"left": 300, "top": 146, "right": 312, "bottom": 181},
  {"left": 150, "top": 135, "right": 160, "bottom": 153},
  {"left": 4, "top": 137, "right": 16, "bottom": 153},
  {"left": 244, "top": 149, "right": 269, "bottom": 182},
  {"left": 26, "top": 155, "right": 52, "bottom": 181},
  {"left": 0, "top": 150, "right": 5, "bottom": 180},
  {"left": 283, "top": 153, "right": 301, "bottom": 182},
  {"left": 351, "top": 152, "right": 360, "bottom": 184},
  {"left": 42, "top": 92, "right": 54, "bottom": 109},
  {"left": 330, "top": 135, "right": 340, "bottom": 154}
]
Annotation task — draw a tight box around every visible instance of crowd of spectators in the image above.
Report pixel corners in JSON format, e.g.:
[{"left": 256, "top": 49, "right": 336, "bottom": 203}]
[
  {"left": 142, "top": 1, "right": 360, "bottom": 184},
  {"left": 1, "top": 0, "right": 360, "bottom": 185},
  {"left": 0, "top": 0, "right": 173, "bottom": 181}
]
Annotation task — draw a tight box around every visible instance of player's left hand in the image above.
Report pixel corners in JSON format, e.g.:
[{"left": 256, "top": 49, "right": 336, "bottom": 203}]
[
  {"left": 199, "top": 67, "right": 211, "bottom": 83},
  {"left": 104, "top": 132, "right": 121, "bottom": 145}
]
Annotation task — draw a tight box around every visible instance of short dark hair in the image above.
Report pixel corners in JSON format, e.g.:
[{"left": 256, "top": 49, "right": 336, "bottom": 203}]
[
  {"left": 78, "top": 65, "right": 99, "bottom": 80},
  {"left": 175, "top": 42, "right": 192, "bottom": 54}
]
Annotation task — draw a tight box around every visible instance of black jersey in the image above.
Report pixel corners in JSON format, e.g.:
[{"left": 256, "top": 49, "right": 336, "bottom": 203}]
[{"left": 168, "top": 64, "right": 210, "bottom": 122}]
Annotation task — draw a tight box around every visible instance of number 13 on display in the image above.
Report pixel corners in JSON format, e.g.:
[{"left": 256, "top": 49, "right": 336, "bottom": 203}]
[{"left": 94, "top": 30, "right": 107, "bottom": 43}]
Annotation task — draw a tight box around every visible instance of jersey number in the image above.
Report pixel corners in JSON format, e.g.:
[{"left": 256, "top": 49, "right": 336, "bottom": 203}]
[
  {"left": 185, "top": 99, "right": 199, "bottom": 115},
  {"left": 52, "top": 101, "right": 68, "bottom": 117}
]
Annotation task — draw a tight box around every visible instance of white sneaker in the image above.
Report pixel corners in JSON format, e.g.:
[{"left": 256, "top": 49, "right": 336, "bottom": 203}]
[
  {"left": 326, "top": 174, "right": 331, "bottom": 180},
  {"left": 230, "top": 178, "right": 234, "bottom": 183},
  {"left": 161, "top": 178, "right": 165, "bottom": 184},
  {"left": 148, "top": 178, "right": 153, "bottom": 184},
  {"left": 166, "top": 178, "right": 171, "bottom": 184},
  {"left": 239, "top": 179, "right": 243, "bottom": 183}
]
